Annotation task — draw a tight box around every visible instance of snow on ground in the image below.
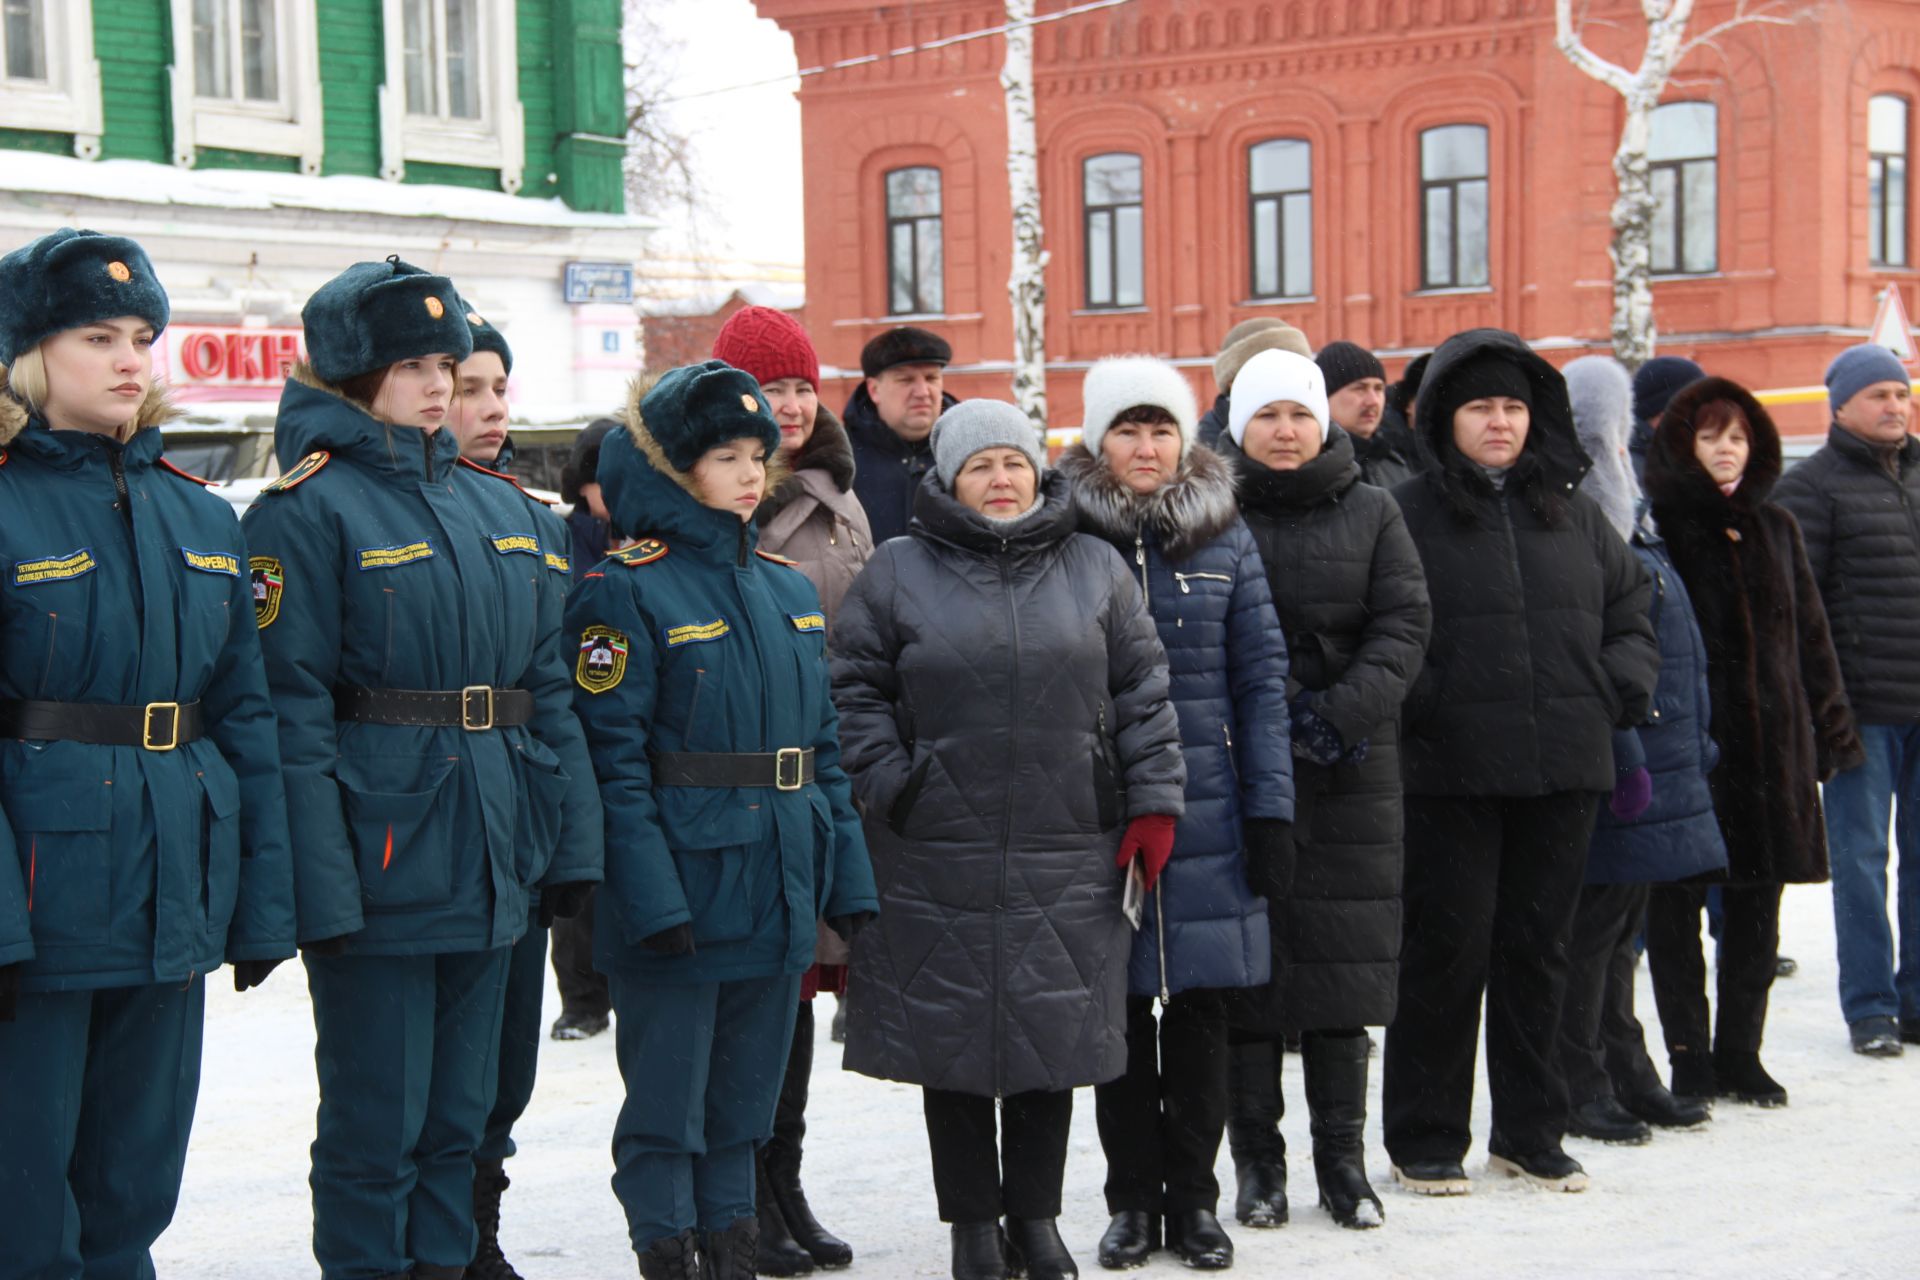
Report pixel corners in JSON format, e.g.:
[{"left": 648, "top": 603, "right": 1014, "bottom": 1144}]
[{"left": 157, "top": 884, "right": 1918, "bottom": 1279}]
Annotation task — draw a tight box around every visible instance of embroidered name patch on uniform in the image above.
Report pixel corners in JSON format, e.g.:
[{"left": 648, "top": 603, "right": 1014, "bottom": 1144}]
[
  {"left": 789, "top": 613, "right": 826, "bottom": 633},
  {"left": 251, "top": 557, "right": 283, "bottom": 628},
  {"left": 491, "top": 533, "right": 541, "bottom": 557},
  {"left": 180, "top": 547, "right": 241, "bottom": 576},
  {"left": 14, "top": 548, "right": 96, "bottom": 586},
  {"left": 357, "top": 541, "right": 435, "bottom": 571},
  {"left": 544, "top": 551, "right": 570, "bottom": 574},
  {"left": 663, "top": 618, "right": 729, "bottom": 648},
  {"left": 576, "top": 626, "right": 629, "bottom": 694}
]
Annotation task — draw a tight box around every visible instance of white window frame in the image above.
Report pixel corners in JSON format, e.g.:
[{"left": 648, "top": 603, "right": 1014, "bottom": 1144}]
[
  {"left": 378, "top": 0, "right": 525, "bottom": 192},
  {"left": 0, "top": 0, "right": 105, "bottom": 159},
  {"left": 167, "top": 0, "right": 323, "bottom": 174}
]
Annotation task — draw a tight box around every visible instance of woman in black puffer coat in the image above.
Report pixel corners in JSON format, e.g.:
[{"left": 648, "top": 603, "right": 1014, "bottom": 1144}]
[
  {"left": 1060, "top": 356, "right": 1293, "bottom": 1272},
  {"left": 1642, "top": 376, "right": 1862, "bottom": 1109},
  {"left": 1212, "top": 348, "right": 1431, "bottom": 1232},
  {"left": 1383, "top": 329, "right": 1658, "bottom": 1198},
  {"left": 833, "top": 400, "right": 1185, "bottom": 1280}
]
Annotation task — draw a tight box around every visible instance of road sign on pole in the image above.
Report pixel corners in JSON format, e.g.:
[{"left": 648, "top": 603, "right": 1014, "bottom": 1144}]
[{"left": 1869, "top": 285, "right": 1918, "bottom": 364}]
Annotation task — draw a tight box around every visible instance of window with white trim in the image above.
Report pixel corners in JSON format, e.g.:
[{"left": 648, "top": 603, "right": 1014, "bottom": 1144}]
[
  {"left": 1871, "top": 95, "right": 1909, "bottom": 269},
  {"left": 0, "top": 0, "right": 104, "bottom": 157},
  {"left": 1649, "top": 102, "right": 1718, "bottom": 276},
  {"left": 380, "top": 0, "right": 525, "bottom": 191},
  {"left": 169, "top": 0, "right": 321, "bottom": 171}
]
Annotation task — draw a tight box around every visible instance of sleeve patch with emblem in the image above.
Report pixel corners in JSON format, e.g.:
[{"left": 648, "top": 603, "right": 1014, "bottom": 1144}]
[
  {"left": 181, "top": 547, "right": 241, "bottom": 576},
  {"left": 490, "top": 533, "right": 541, "bottom": 556},
  {"left": 545, "top": 551, "right": 570, "bottom": 573},
  {"left": 357, "top": 540, "right": 435, "bottom": 571},
  {"left": 663, "top": 618, "right": 729, "bottom": 647},
  {"left": 14, "top": 548, "right": 97, "bottom": 586},
  {"left": 789, "top": 613, "right": 826, "bottom": 633},
  {"left": 250, "top": 556, "right": 283, "bottom": 628},
  {"left": 576, "top": 626, "right": 629, "bottom": 694}
]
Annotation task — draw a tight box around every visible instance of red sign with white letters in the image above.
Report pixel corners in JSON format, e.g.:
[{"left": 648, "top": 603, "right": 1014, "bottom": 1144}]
[{"left": 168, "top": 327, "right": 305, "bottom": 389}]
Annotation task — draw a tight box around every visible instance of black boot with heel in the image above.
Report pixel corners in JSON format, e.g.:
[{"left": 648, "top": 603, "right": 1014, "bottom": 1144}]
[
  {"left": 1225, "top": 1038, "right": 1287, "bottom": 1227},
  {"left": 1302, "top": 1031, "right": 1383, "bottom": 1230}
]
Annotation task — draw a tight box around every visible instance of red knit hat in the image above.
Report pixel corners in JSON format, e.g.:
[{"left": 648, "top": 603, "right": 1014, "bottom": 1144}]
[{"left": 712, "top": 305, "right": 819, "bottom": 391}]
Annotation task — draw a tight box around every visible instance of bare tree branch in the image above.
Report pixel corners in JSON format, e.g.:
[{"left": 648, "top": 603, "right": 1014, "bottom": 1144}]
[{"left": 622, "top": 0, "right": 708, "bottom": 227}]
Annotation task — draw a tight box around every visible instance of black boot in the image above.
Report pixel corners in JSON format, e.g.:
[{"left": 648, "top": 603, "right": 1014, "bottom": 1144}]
[
  {"left": 765, "top": 1005, "right": 853, "bottom": 1268},
  {"left": 1225, "top": 1039, "right": 1287, "bottom": 1228},
  {"left": 1669, "top": 1049, "right": 1714, "bottom": 1104},
  {"left": 951, "top": 1222, "right": 1009, "bottom": 1280},
  {"left": 1713, "top": 1050, "right": 1788, "bottom": 1108},
  {"left": 1163, "top": 1209, "right": 1233, "bottom": 1270},
  {"left": 702, "top": 1216, "right": 759, "bottom": 1280},
  {"left": 755, "top": 1149, "right": 815, "bottom": 1276},
  {"left": 638, "top": 1230, "right": 703, "bottom": 1280},
  {"left": 1004, "top": 1217, "right": 1078, "bottom": 1280},
  {"left": 1094, "top": 1210, "right": 1158, "bottom": 1270},
  {"left": 1302, "top": 1032, "right": 1382, "bottom": 1230},
  {"left": 470, "top": 1159, "right": 526, "bottom": 1280}
]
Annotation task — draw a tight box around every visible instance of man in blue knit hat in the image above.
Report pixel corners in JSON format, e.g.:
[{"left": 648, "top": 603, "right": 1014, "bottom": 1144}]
[{"left": 1773, "top": 344, "right": 1920, "bottom": 1058}]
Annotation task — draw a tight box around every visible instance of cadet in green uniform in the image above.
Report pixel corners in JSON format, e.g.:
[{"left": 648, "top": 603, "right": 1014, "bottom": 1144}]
[
  {"left": 0, "top": 228, "right": 296, "bottom": 1280},
  {"left": 566, "top": 361, "right": 879, "bottom": 1280},
  {"left": 443, "top": 302, "right": 590, "bottom": 1280},
  {"left": 242, "top": 258, "right": 602, "bottom": 1280}
]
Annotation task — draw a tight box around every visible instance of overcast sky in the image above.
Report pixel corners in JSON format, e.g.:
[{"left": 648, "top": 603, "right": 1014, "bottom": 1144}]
[{"left": 648, "top": 0, "right": 806, "bottom": 266}]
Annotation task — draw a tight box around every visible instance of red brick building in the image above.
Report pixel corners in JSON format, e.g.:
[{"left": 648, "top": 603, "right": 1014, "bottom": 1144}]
[{"left": 753, "top": 0, "right": 1920, "bottom": 437}]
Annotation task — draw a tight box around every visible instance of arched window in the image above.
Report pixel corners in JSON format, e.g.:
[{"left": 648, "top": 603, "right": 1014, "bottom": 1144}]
[
  {"left": 1248, "top": 139, "right": 1312, "bottom": 300},
  {"left": 1419, "top": 125, "right": 1489, "bottom": 288},
  {"left": 885, "top": 167, "right": 944, "bottom": 315},
  {"left": 1650, "top": 102, "right": 1718, "bottom": 275},
  {"left": 1871, "top": 95, "right": 1910, "bottom": 268},
  {"left": 1083, "top": 153, "right": 1144, "bottom": 308}
]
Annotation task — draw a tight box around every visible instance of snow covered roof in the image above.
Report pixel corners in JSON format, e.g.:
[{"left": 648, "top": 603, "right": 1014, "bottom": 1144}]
[
  {"left": 4, "top": 153, "right": 657, "bottom": 232},
  {"left": 637, "top": 280, "right": 807, "bottom": 317}
]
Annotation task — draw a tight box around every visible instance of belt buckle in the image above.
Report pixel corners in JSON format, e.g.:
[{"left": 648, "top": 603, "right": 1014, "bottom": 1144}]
[
  {"left": 143, "top": 701, "right": 181, "bottom": 752},
  {"left": 461, "top": 685, "right": 495, "bottom": 732},
  {"left": 775, "top": 747, "right": 805, "bottom": 792}
]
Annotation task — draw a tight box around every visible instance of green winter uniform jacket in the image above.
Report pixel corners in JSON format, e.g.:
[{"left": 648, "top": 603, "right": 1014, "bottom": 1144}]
[
  {"left": 240, "top": 367, "right": 602, "bottom": 955},
  {"left": 566, "top": 393, "right": 879, "bottom": 984},
  {"left": 0, "top": 369, "right": 295, "bottom": 991}
]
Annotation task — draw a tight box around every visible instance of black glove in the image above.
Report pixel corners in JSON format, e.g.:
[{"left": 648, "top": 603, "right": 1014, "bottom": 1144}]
[
  {"left": 300, "top": 934, "right": 352, "bottom": 959},
  {"left": 0, "top": 962, "right": 19, "bottom": 1023},
  {"left": 538, "top": 882, "right": 595, "bottom": 929},
  {"left": 640, "top": 922, "right": 696, "bottom": 956},
  {"left": 827, "top": 911, "right": 877, "bottom": 944},
  {"left": 232, "top": 958, "right": 284, "bottom": 993},
  {"left": 1242, "top": 819, "right": 1295, "bottom": 900}
]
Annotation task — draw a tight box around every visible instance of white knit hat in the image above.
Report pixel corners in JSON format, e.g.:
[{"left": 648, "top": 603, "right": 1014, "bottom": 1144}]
[
  {"left": 1079, "top": 355, "right": 1199, "bottom": 459},
  {"left": 1228, "top": 348, "right": 1329, "bottom": 445}
]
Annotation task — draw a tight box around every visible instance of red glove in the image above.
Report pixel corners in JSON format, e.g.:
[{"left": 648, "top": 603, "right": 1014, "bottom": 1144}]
[{"left": 1116, "top": 814, "right": 1178, "bottom": 891}]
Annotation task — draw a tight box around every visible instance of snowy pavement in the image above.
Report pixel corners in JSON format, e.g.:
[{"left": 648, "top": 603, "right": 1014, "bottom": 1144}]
[{"left": 157, "top": 884, "right": 1918, "bottom": 1279}]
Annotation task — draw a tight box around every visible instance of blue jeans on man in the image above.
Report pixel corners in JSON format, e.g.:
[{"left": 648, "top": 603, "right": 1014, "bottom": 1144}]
[{"left": 1821, "top": 723, "right": 1920, "bottom": 1029}]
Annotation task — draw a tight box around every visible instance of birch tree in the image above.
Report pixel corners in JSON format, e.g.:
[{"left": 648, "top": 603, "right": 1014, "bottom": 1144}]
[
  {"left": 1555, "top": 0, "right": 1804, "bottom": 370},
  {"left": 1003, "top": 0, "right": 1049, "bottom": 429}
]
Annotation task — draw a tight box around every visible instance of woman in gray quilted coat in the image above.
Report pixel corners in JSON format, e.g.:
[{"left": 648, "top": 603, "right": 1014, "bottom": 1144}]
[{"left": 832, "top": 400, "right": 1185, "bottom": 1280}]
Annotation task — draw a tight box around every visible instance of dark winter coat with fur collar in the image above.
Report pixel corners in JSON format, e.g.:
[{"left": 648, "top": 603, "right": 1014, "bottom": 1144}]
[
  {"left": 241, "top": 366, "right": 604, "bottom": 953},
  {"left": 1060, "top": 442, "right": 1292, "bottom": 998},
  {"left": 755, "top": 406, "right": 872, "bottom": 637},
  {"left": 1645, "top": 378, "right": 1863, "bottom": 884},
  {"left": 1216, "top": 427, "right": 1432, "bottom": 1030}
]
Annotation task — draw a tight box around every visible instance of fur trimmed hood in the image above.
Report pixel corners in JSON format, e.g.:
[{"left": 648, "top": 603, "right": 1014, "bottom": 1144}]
[
  {"left": 0, "top": 360, "right": 179, "bottom": 447},
  {"left": 1565, "top": 355, "right": 1642, "bottom": 541},
  {"left": 1058, "top": 438, "right": 1241, "bottom": 561},
  {"left": 1644, "top": 375, "right": 1783, "bottom": 520}
]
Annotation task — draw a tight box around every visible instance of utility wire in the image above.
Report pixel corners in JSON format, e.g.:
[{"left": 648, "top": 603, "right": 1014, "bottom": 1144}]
[{"left": 662, "top": 0, "right": 1137, "bottom": 104}]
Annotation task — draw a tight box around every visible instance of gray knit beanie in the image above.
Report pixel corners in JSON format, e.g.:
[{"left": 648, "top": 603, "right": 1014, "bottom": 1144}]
[
  {"left": 1827, "top": 343, "right": 1911, "bottom": 413},
  {"left": 931, "top": 400, "right": 1046, "bottom": 488}
]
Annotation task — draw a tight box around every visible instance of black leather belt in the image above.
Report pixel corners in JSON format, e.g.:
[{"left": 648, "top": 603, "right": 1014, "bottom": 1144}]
[
  {"left": 333, "top": 684, "right": 533, "bottom": 731},
  {"left": 0, "top": 698, "right": 205, "bottom": 752},
  {"left": 651, "top": 748, "right": 815, "bottom": 791}
]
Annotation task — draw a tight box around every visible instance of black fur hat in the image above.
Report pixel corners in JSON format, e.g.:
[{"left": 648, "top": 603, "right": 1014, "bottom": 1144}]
[
  {"left": 860, "top": 325, "right": 952, "bottom": 378},
  {"left": 0, "top": 227, "right": 171, "bottom": 365},
  {"left": 641, "top": 360, "right": 780, "bottom": 473},
  {"left": 302, "top": 255, "right": 474, "bottom": 384}
]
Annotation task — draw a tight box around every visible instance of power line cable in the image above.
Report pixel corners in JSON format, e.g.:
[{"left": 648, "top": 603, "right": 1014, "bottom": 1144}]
[{"left": 662, "top": 0, "right": 1136, "bottom": 104}]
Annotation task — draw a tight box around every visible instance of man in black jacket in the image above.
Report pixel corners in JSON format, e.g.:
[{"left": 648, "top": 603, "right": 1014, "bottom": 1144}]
[
  {"left": 1318, "top": 341, "right": 1419, "bottom": 490},
  {"left": 1772, "top": 344, "right": 1920, "bottom": 1058},
  {"left": 841, "top": 326, "right": 957, "bottom": 545}
]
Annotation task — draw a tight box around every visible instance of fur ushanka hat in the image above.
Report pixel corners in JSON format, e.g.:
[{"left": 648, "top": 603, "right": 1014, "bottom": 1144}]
[
  {"left": 302, "top": 255, "right": 474, "bottom": 384},
  {"left": 0, "top": 227, "right": 171, "bottom": 365},
  {"left": 641, "top": 360, "right": 781, "bottom": 472},
  {"left": 456, "top": 295, "right": 513, "bottom": 375}
]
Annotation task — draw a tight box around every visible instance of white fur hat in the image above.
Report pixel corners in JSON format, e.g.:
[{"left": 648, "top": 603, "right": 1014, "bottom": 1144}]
[
  {"left": 1079, "top": 355, "right": 1199, "bottom": 459},
  {"left": 1227, "top": 348, "right": 1328, "bottom": 445}
]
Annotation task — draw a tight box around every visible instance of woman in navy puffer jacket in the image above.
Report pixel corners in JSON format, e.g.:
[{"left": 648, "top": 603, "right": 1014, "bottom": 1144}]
[
  {"left": 1556, "top": 355, "right": 1728, "bottom": 1147},
  {"left": 1061, "top": 356, "right": 1293, "bottom": 1273}
]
